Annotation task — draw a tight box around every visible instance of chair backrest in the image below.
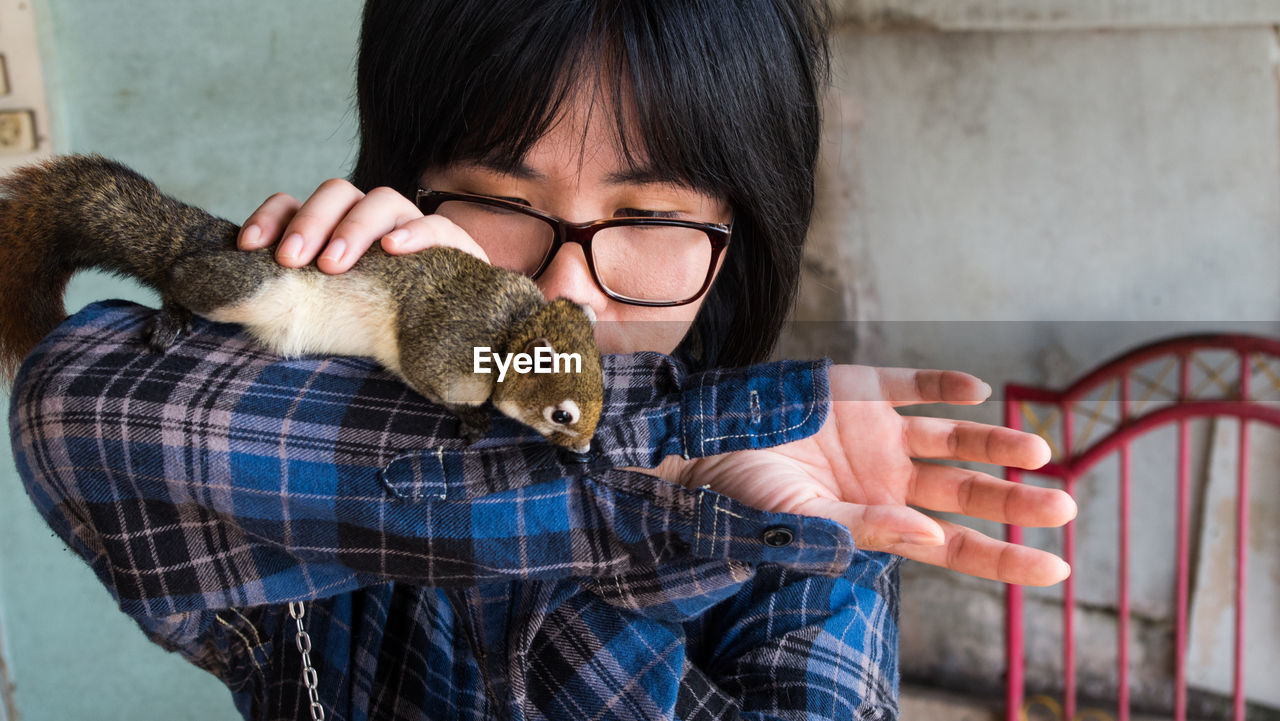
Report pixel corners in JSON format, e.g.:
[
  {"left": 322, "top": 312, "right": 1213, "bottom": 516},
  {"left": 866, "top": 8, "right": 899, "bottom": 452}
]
[{"left": 1003, "top": 334, "right": 1280, "bottom": 721}]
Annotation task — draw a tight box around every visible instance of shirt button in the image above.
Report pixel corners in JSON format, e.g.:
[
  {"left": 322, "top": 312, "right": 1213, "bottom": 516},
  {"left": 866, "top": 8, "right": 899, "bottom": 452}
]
[
  {"left": 558, "top": 445, "right": 597, "bottom": 466},
  {"left": 762, "top": 526, "right": 794, "bottom": 547}
]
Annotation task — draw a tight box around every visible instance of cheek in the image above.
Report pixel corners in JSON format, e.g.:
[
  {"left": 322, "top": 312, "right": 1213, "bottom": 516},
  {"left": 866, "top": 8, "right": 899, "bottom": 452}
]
[
  {"left": 593, "top": 303, "right": 703, "bottom": 355},
  {"left": 590, "top": 247, "right": 727, "bottom": 355}
]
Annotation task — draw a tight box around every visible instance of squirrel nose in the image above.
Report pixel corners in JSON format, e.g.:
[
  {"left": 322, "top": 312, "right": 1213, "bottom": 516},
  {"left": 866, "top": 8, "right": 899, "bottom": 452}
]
[{"left": 535, "top": 243, "right": 605, "bottom": 311}]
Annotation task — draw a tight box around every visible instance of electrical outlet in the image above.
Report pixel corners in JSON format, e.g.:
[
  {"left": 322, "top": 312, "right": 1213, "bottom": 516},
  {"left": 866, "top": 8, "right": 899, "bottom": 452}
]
[
  {"left": 0, "top": 109, "right": 34, "bottom": 152},
  {"left": 0, "top": 0, "right": 53, "bottom": 169}
]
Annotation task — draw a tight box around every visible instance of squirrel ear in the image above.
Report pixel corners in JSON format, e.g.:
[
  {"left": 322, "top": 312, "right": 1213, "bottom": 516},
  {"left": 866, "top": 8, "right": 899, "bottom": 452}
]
[
  {"left": 524, "top": 337, "right": 552, "bottom": 354},
  {"left": 577, "top": 303, "right": 596, "bottom": 326}
]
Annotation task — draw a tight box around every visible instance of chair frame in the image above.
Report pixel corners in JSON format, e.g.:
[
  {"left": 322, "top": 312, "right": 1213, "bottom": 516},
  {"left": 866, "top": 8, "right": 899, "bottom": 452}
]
[{"left": 1003, "top": 334, "right": 1280, "bottom": 721}]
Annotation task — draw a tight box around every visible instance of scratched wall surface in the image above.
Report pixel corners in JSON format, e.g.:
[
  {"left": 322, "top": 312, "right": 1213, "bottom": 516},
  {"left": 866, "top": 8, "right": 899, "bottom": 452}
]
[
  {"left": 0, "top": 2, "right": 360, "bottom": 719},
  {"left": 1186, "top": 422, "right": 1280, "bottom": 708},
  {"left": 4, "top": 2, "right": 1280, "bottom": 720},
  {"left": 783, "top": 18, "right": 1280, "bottom": 715},
  {"left": 831, "top": 0, "right": 1280, "bottom": 30}
]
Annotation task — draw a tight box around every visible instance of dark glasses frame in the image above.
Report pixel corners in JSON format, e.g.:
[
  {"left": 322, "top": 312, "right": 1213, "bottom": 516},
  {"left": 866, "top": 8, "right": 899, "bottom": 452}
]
[{"left": 416, "top": 189, "right": 732, "bottom": 307}]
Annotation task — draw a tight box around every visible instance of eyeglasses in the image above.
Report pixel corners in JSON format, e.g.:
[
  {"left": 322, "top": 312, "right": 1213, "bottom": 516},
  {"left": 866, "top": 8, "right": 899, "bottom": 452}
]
[{"left": 416, "top": 189, "right": 732, "bottom": 306}]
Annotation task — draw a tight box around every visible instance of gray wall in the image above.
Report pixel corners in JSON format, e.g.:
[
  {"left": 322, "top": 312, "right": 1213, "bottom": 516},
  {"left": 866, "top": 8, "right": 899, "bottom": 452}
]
[
  {"left": 2, "top": 1, "right": 1279, "bottom": 719},
  {"left": 784, "top": 9, "right": 1280, "bottom": 716}
]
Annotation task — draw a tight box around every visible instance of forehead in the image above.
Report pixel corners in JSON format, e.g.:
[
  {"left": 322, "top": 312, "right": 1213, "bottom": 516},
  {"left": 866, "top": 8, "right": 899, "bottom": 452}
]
[
  {"left": 457, "top": 75, "right": 716, "bottom": 195},
  {"left": 472, "top": 81, "right": 633, "bottom": 169}
]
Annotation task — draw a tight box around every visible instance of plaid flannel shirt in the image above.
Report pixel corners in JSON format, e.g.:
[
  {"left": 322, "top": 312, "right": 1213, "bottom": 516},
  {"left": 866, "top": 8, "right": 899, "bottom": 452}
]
[{"left": 10, "top": 301, "right": 901, "bottom": 720}]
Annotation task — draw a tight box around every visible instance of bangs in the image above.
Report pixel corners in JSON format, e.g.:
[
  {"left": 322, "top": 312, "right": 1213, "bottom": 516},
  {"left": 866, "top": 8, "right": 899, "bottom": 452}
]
[
  {"left": 358, "top": 1, "right": 785, "bottom": 199},
  {"left": 425, "top": 4, "right": 595, "bottom": 176},
  {"left": 354, "top": 0, "right": 830, "bottom": 368},
  {"left": 442, "top": 11, "right": 730, "bottom": 199}
]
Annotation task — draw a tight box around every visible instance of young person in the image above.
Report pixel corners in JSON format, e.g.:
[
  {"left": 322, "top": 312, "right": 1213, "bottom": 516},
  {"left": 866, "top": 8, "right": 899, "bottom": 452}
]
[{"left": 11, "top": 1, "right": 1072, "bottom": 718}]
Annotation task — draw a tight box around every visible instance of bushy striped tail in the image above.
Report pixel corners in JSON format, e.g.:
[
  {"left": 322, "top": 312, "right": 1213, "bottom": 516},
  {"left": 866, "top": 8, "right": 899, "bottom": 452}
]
[
  {"left": 0, "top": 154, "right": 234, "bottom": 383},
  {"left": 0, "top": 167, "right": 78, "bottom": 382}
]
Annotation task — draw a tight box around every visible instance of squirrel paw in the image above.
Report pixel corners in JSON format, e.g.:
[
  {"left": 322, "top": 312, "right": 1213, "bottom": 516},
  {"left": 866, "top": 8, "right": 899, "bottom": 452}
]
[
  {"left": 145, "top": 306, "right": 194, "bottom": 352},
  {"left": 454, "top": 406, "right": 492, "bottom": 446}
]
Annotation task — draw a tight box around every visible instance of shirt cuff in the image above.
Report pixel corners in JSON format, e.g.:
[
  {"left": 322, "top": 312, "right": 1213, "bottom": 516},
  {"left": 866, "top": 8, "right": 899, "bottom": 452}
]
[
  {"left": 599, "top": 351, "right": 833, "bottom": 467},
  {"left": 379, "top": 353, "right": 833, "bottom": 500}
]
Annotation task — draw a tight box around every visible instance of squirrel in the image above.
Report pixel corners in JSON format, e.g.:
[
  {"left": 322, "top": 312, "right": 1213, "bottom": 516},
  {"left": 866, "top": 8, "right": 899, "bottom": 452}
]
[{"left": 0, "top": 155, "right": 603, "bottom": 453}]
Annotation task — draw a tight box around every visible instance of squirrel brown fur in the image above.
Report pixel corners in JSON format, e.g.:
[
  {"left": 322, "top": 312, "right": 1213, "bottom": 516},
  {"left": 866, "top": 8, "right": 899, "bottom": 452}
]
[{"left": 0, "top": 155, "right": 603, "bottom": 452}]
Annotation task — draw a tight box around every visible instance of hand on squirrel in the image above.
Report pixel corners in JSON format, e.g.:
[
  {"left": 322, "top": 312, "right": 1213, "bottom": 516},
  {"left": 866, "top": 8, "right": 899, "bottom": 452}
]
[
  {"left": 645, "top": 366, "right": 1076, "bottom": 587},
  {"left": 238, "top": 178, "right": 490, "bottom": 273}
]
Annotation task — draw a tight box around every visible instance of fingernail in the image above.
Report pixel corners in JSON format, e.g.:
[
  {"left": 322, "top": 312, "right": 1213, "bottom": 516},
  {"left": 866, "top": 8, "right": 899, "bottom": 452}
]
[
  {"left": 1053, "top": 557, "right": 1072, "bottom": 581},
  {"left": 278, "top": 233, "right": 304, "bottom": 262},
  {"left": 320, "top": 237, "right": 347, "bottom": 262},
  {"left": 240, "top": 224, "right": 262, "bottom": 248},
  {"left": 384, "top": 229, "right": 408, "bottom": 249},
  {"left": 900, "top": 531, "right": 944, "bottom": 546}
]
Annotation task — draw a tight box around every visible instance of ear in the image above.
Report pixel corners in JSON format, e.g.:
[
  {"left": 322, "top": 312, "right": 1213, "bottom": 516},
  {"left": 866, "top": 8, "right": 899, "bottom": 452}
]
[
  {"left": 524, "top": 337, "right": 552, "bottom": 355},
  {"left": 577, "top": 303, "right": 596, "bottom": 326}
]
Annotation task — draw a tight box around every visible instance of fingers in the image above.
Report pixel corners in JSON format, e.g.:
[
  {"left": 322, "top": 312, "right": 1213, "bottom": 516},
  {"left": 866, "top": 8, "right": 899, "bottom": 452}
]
[
  {"left": 884, "top": 518, "right": 1072, "bottom": 587},
  {"left": 317, "top": 186, "right": 423, "bottom": 273},
  {"left": 239, "top": 192, "right": 301, "bottom": 251},
  {"left": 794, "top": 496, "right": 945, "bottom": 548},
  {"left": 831, "top": 366, "right": 992, "bottom": 407},
  {"left": 277, "top": 179, "right": 369, "bottom": 270},
  {"left": 237, "top": 180, "right": 490, "bottom": 273},
  {"left": 902, "top": 416, "right": 1052, "bottom": 469},
  {"left": 907, "top": 462, "right": 1077, "bottom": 527},
  {"left": 238, "top": 179, "right": 367, "bottom": 267},
  {"left": 380, "top": 214, "right": 490, "bottom": 265},
  {"left": 794, "top": 497, "right": 1070, "bottom": 586}
]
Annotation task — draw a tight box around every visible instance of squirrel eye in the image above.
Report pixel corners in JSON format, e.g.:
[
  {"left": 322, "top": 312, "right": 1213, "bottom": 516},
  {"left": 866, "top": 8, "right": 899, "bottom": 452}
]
[{"left": 544, "top": 400, "right": 581, "bottom": 427}]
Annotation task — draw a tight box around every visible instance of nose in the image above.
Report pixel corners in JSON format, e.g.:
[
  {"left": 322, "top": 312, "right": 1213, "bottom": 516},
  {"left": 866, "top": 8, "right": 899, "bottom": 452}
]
[{"left": 535, "top": 242, "right": 606, "bottom": 312}]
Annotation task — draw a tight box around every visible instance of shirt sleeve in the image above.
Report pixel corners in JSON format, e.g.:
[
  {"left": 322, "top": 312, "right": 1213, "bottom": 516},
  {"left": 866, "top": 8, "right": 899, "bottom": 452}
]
[
  {"left": 10, "top": 300, "right": 852, "bottom": 620},
  {"left": 675, "top": 555, "right": 903, "bottom": 720},
  {"left": 525, "top": 551, "right": 900, "bottom": 721},
  {"left": 573, "top": 524, "right": 900, "bottom": 719}
]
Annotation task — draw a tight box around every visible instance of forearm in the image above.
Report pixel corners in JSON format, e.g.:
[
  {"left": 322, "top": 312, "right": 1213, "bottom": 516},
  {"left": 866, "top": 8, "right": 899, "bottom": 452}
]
[{"left": 12, "top": 301, "right": 843, "bottom": 616}]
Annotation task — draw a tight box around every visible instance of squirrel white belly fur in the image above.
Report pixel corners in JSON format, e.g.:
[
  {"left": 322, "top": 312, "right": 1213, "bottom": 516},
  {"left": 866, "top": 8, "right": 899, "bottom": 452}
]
[
  {"left": 0, "top": 155, "right": 603, "bottom": 451},
  {"left": 204, "top": 271, "right": 405, "bottom": 371}
]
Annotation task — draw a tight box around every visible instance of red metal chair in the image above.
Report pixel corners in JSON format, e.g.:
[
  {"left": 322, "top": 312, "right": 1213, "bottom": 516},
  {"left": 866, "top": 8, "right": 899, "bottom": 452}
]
[{"left": 1003, "top": 334, "right": 1280, "bottom": 721}]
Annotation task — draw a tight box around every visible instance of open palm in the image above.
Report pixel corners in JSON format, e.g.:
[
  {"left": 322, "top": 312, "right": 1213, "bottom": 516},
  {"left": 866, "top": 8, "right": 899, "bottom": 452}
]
[{"left": 672, "top": 365, "right": 1075, "bottom": 586}]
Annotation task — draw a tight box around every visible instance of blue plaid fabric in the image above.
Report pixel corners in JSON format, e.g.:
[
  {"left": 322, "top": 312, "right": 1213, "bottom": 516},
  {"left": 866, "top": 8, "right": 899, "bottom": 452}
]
[{"left": 10, "top": 301, "right": 901, "bottom": 720}]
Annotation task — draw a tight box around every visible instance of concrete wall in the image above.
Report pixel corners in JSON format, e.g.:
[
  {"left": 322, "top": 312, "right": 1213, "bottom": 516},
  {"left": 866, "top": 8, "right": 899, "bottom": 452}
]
[
  {"left": 783, "top": 7, "right": 1280, "bottom": 716},
  {"left": 2, "top": 1, "right": 1279, "bottom": 719}
]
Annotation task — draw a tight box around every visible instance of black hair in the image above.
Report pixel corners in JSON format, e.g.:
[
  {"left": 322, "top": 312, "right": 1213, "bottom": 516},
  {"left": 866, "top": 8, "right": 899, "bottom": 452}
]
[{"left": 352, "top": 0, "right": 831, "bottom": 371}]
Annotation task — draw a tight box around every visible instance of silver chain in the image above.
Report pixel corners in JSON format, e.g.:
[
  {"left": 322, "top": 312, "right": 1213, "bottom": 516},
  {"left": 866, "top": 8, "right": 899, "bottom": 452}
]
[{"left": 288, "top": 602, "right": 326, "bottom": 721}]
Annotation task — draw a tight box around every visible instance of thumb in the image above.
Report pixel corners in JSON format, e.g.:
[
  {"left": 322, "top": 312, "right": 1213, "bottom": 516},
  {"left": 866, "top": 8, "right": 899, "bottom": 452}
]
[{"left": 793, "top": 497, "right": 944, "bottom": 549}]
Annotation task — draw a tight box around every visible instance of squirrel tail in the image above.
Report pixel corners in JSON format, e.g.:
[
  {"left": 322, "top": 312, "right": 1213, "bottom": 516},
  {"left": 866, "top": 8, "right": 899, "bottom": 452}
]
[
  {"left": 0, "top": 154, "right": 226, "bottom": 384},
  {"left": 0, "top": 163, "right": 77, "bottom": 383}
]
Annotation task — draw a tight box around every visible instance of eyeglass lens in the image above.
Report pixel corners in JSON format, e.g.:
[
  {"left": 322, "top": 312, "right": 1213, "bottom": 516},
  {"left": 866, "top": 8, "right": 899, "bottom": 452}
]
[{"left": 434, "top": 200, "right": 713, "bottom": 303}]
